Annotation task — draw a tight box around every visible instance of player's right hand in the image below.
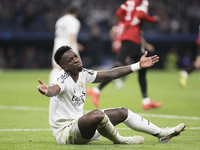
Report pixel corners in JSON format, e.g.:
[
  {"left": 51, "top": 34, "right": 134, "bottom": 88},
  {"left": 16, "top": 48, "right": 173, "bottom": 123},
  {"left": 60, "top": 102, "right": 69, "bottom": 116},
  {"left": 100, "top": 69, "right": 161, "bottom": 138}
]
[{"left": 37, "top": 79, "right": 48, "bottom": 95}]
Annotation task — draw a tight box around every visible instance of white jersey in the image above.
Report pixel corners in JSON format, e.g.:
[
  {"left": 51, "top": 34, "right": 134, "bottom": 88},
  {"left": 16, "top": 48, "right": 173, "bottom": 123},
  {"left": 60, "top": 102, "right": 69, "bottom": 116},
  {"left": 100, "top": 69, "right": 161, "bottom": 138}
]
[
  {"left": 49, "top": 69, "right": 97, "bottom": 136},
  {"left": 52, "top": 15, "right": 80, "bottom": 66}
]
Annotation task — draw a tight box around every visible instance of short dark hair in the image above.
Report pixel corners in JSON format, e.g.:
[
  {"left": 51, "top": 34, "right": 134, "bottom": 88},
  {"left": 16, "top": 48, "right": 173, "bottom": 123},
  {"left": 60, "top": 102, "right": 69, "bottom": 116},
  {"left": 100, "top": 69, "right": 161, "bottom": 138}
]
[
  {"left": 65, "top": 5, "right": 78, "bottom": 14},
  {"left": 54, "top": 45, "right": 72, "bottom": 66}
]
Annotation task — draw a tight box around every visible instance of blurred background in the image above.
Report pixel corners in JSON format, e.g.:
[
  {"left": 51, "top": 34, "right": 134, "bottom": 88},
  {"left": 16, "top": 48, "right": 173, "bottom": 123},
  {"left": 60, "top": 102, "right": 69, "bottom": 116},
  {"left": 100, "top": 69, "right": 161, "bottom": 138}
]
[{"left": 0, "top": 0, "right": 199, "bottom": 70}]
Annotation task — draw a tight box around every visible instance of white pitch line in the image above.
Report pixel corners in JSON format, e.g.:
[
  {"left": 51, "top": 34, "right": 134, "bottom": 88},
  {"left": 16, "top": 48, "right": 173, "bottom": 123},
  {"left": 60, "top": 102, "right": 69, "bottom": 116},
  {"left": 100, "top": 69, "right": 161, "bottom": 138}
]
[
  {"left": 0, "top": 129, "right": 51, "bottom": 131},
  {"left": 137, "top": 113, "right": 200, "bottom": 120},
  {"left": 117, "top": 127, "right": 200, "bottom": 130},
  {"left": 0, "top": 127, "right": 199, "bottom": 132},
  {"left": 0, "top": 105, "right": 48, "bottom": 111},
  {"left": 0, "top": 105, "right": 200, "bottom": 120}
]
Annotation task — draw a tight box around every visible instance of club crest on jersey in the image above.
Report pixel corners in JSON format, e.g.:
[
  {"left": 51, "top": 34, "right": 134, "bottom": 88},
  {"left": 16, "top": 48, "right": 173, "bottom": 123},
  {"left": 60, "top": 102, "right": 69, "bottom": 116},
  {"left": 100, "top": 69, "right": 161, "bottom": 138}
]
[{"left": 79, "top": 81, "right": 83, "bottom": 88}]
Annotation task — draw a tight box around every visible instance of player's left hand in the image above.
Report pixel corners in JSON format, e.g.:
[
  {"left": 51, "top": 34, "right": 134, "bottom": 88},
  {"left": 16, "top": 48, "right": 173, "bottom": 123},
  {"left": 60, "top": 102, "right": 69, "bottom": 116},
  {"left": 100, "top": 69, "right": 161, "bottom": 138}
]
[{"left": 140, "top": 51, "right": 159, "bottom": 68}]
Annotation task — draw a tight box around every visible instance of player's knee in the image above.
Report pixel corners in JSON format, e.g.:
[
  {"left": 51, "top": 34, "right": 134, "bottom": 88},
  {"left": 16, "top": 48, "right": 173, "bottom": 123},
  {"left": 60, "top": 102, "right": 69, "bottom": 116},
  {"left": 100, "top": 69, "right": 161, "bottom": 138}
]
[
  {"left": 91, "top": 109, "right": 105, "bottom": 123},
  {"left": 118, "top": 107, "right": 128, "bottom": 120}
]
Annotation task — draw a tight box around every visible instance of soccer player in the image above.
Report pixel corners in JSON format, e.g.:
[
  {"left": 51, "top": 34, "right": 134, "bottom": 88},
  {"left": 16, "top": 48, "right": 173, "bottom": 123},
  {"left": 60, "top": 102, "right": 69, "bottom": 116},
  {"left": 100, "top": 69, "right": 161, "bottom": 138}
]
[
  {"left": 109, "top": 21, "right": 126, "bottom": 89},
  {"left": 49, "top": 5, "right": 83, "bottom": 85},
  {"left": 37, "top": 45, "right": 185, "bottom": 145},
  {"left": 89, "top": 0, "right": 162, "bottom": 109},
  {"left": 108, "top": 21, "right": 155, "bottom": 89},
  {"left": 180, "top": 25, "right": 200, "bottom": 87}
]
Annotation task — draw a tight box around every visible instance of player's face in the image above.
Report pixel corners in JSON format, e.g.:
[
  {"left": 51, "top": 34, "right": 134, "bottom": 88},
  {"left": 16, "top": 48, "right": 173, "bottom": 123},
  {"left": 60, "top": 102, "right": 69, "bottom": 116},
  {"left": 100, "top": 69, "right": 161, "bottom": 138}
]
[{"left": 60, "top": 50, "right": 83, "bottom": 74}]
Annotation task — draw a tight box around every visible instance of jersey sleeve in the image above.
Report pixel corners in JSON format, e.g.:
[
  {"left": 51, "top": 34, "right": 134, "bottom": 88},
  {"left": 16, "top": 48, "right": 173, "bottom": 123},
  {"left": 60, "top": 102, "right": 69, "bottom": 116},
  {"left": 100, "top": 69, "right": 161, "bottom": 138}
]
[
  {"left": 83, "top": 69, "right": 97, "bottom": 84},
  {"left": 196, "top": 38, "right": 200, "bottom": 45},
  {"left": 136, "top": 10, "right": 157, "bottom": 23},
  {"left": 51, "top": 70, "right": 68, "bottom": 94},
  {"left": 115, "top": 4, "right": 127, "bottom": 22}
]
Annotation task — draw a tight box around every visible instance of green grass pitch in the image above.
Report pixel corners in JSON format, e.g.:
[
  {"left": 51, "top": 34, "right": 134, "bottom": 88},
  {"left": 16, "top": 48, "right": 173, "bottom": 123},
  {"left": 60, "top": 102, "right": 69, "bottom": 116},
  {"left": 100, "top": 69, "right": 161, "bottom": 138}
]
[{"left": 0, "top": 69, "right": 200, "bottom": 150}]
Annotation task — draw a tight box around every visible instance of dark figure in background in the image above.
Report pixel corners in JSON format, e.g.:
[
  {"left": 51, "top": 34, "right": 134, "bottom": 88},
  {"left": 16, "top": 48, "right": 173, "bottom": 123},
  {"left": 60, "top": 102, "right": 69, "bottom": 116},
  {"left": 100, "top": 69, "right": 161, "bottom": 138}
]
[
  {"left": 180, "top": 25, "right": 200, "bottom": 87},
  {"left": 87, "top": 25, "right": 103, "bottom": 68}
]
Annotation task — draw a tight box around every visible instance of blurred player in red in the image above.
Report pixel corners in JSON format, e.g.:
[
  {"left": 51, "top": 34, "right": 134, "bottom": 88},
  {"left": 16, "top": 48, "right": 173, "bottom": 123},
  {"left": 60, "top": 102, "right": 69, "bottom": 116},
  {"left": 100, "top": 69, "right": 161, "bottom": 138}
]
[
  {"left": 109, "top": 21, "right": 126, "bottom": 89},
  {"left": 180, "top": 25, "right": 200, "bottom": 87},
  {"left": 88, "top": 0, "right": 162, "bottom": 110},
  {"left": 110, "top": 21, "right": 125, "bottom": 55},
  {"left": 109, "top": 21, "right": 155, "bottom": 89}
]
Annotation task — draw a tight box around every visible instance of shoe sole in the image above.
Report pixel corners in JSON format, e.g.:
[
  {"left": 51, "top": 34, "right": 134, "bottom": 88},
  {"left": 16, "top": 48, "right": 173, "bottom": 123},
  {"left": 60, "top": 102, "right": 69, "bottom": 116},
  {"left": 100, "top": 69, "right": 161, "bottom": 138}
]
[
  {"left": 159, "top": 124, "right": 186, "bottom": 143},
  {"left": 143, "top": 104, "right": 162, "bottom": 110}
]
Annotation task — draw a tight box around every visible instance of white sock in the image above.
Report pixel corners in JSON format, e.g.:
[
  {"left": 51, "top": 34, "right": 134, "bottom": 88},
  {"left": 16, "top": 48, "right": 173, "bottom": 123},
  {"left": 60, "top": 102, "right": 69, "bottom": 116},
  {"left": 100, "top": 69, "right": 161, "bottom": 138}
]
[
  {"left": 92, "top": 87, "right": 101, "bottom": 94},
  {"left": 49, "top": 67, "right": 61, "bottom": 85},
  {"left": 124, "top": 109, "right": 161, "bottom": 136},
  {"left": 142, "top": 97, "right": 151, "bottom": 105},
  {"left": 182, "top": 71, "right": 188, "bottom": 78},
  {"left": 97, "top": 114, "right": 125, "bottom": 144}
]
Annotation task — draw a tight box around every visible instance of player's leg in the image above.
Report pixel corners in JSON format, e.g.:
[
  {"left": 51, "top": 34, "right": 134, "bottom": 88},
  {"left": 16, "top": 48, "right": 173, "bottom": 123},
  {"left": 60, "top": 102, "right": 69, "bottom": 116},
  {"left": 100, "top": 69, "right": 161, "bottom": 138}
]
[
  {"left": 179, "top": 62, "right": 195, "bottom": 87},
  {"left": 113, "top": 78, "right": 125, "bottom": 89},
  {"left": 89, "top": 42, "right": 128, "bottom": 107},
  {"left": 104, "top": 107, "right": 185, "bottom": 143},
  {"left": 96, "top": 61, "right": 124, "bottom": 91},
  {"left": 113, "top": 56, "right": 130, "bottom": 90},
  {"left": 89, "top": 69, "right": 115, "bottom": 107},
  {"left": 78, "top": 109, "right": 105, "bottom": 139},
  {"left": 78, "top": 109, "right": 143, "bottom": 144},
  {"left": 123, "top": 108, "right": 185, "bottom": 143},
  {"left": 103, "top": 107, "right": 165, "bottom": 143},
  {"left": 138, "top": 68, "right": 148, "bottom": 98},
  {"left": 133, "top": 45, "right": 162, "bottom": 110},
  {"left": 103, "top": 107, "right": 128, "bottom": 125},
  {"left": 180, "top": 47, "right": 200, "bottom": 87},
  {"left": 104, "top": 107, "right": 161, "bottom": 134},
  {"left": 138, "top": 68, "right": 161, "bottom": 109}
]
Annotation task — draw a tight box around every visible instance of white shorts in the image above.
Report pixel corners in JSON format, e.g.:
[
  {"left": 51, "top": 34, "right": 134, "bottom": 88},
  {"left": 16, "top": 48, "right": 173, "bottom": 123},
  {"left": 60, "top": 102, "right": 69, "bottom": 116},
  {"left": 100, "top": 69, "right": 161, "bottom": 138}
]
[{"left": 55, "top": 120, "right": 101, "bottom": 144}]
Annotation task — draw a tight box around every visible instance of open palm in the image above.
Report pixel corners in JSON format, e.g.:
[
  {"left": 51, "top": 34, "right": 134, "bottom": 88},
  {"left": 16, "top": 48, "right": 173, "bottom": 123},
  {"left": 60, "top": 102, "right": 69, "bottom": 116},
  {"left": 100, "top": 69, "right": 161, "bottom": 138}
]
[{"left": 140, "top": 51, "right": 159, "bottom": 68}]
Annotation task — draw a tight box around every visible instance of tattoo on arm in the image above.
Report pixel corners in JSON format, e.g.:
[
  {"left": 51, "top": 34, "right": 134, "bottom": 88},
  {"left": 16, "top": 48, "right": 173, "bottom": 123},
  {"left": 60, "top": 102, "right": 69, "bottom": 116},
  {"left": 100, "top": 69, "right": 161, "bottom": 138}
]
[{"left": 94, "top": 66, "right": 132, "bottom": 83}]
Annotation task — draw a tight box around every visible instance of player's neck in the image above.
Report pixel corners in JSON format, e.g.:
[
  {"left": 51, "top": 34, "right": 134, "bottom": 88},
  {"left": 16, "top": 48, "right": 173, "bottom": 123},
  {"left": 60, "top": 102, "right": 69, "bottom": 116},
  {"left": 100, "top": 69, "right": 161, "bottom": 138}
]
[
  {"left": 68, "top": 73, "right": 79, "bottom": 83},
  {"left": 67, "top": 13, "right": 77, "bottom": 18}
]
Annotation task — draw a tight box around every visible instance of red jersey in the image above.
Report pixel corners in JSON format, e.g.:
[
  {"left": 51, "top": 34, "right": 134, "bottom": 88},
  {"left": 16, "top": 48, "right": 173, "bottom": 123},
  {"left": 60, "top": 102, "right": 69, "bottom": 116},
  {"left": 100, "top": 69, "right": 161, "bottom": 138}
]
[
  {"left": 196, "top": 35, "right": 200, "bottom": 45},
  {"left": 116, "top": 0, "right": 157, "bottom": 44},
  {"left": 111, "top": 21, "right": 125, "bottom": 53},
  {"left": 196, "top": 27, "right": 200, "bottom": 45}
]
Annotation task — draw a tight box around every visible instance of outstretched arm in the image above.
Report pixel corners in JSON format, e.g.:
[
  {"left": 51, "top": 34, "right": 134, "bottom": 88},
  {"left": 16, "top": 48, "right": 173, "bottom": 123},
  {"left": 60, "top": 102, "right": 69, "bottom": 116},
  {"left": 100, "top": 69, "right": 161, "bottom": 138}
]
[
  {"left": 37, "top": 79, "right": 60, "bottom": 97},
  {"left": 93, "top": 51, "right": 159, "bottom": 83}
]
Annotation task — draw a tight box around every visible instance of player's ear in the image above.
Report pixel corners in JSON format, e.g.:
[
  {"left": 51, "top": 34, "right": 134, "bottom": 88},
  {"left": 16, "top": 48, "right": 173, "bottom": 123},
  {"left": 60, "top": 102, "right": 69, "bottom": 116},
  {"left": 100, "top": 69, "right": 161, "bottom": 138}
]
[{"left": 61, "top": 65, "right": 68, "bottom": 72}]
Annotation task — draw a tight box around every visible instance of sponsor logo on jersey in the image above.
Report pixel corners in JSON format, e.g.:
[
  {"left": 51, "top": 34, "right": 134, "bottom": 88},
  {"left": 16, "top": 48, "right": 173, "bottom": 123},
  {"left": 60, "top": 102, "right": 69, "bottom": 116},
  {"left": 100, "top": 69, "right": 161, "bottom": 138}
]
[{"left": 72, "top": 92, "right": 85, "bottom": 107}]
